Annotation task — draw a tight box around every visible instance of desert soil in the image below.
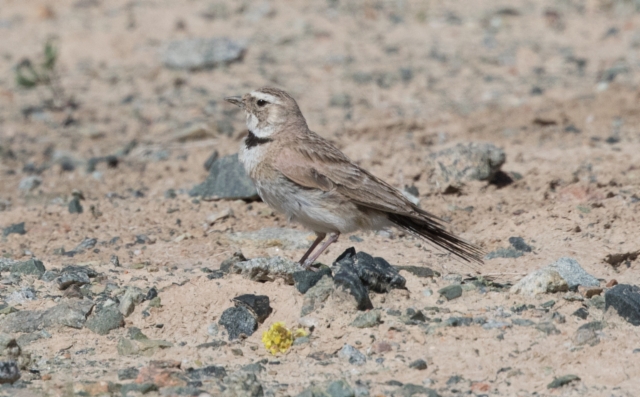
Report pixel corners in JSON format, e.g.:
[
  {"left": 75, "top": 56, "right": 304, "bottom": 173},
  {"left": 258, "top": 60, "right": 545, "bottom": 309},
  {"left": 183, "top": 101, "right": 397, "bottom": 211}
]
[{"left": 0, "top": 0, "right": 639, "bottom": 396}]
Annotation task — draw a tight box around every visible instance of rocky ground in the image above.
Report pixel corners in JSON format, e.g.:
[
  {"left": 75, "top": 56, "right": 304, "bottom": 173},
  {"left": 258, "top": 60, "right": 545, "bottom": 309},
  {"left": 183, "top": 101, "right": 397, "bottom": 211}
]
[{"left": 1, "top": 0, "right": 640, "bottom": 396}]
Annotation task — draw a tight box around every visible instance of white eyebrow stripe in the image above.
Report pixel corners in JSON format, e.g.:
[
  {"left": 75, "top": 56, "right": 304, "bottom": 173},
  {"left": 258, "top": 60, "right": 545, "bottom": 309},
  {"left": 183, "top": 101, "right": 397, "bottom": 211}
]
[{"left": 250, "top": 91, "right": 281, "bottom": 104}]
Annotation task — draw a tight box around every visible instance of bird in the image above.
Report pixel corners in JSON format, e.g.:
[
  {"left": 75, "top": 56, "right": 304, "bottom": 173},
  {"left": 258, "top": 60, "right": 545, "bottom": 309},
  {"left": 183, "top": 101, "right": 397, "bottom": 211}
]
[{"left": 225, "top": 87, "right": 484, "bottom": 269}]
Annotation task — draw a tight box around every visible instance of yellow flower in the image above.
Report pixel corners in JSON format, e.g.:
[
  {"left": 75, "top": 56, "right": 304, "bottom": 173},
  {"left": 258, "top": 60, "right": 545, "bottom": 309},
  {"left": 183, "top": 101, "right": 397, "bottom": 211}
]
[{"left": 262, "top": 322, "right": 307, "bottom": 355}]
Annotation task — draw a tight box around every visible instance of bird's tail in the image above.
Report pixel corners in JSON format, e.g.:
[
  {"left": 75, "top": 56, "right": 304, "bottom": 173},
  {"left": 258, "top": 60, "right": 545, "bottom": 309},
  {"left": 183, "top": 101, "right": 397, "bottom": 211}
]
[{"left": 387, "top": 213, "right": 484, "bottom": 263}]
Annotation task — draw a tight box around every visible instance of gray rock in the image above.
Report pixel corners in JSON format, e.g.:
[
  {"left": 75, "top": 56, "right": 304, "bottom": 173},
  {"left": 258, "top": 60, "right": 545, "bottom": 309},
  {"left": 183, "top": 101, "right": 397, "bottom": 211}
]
[
  {"left": 120, "top": 383, "right": 158, "bottom": 395},
  {"left": 510, "top": 268, "right": 569, "bottom": 296},
  {"left": 426, "top": 142, "right": 506, "bottom": 190},
  {"left": 117, "top": 367, "right": 139, "bottom": 381},
  {"left": 230, "top": 228, "right": 314, "bottom": 250},
  {"left": 220, "top": 252, "right": 248, "bottom": 273},
  {"left": 0, "top": 361, "right": 20, "bottom": 384},
  {"left": 64, "top": 238, "right": 98, "bottom": 257},
  {"left": 396, "top": 266, "right": 436, "bottom": 278},
  {"left": 18, "top": 176, "right": 42, "bottom": 192},
  {"left": 409, "top": 359, "right": 428, "bottom": 370},
  {"left": 85, "top": 305, "right": 125, "bottom": 335},
  {"left": 56, "top": 271, "right": 90, "bottom": 290},
  {"left": 162, "top": 37, "right": 246, "bottom": 70},
  {"left": 508, "top": 237, "right": 532, "bottom": 252},
  {"left": 2, "top": 222, "right": 26, "bottom": 237},
  {"left": 301, "top": 276, "right": 335, "bottom": 316},
  {"left": 350, "top": 310, "right": 381, "bottom": 328},
  {"left": 549, "top": 257, "right": 599, "bottom": 290},
  {"left": 511, "top": 319, "right": 536, "bottom": 327},
  {"left": 68, "top": 197, "right": 83, "bottom": 214},
  {"left": 326, "top": 379, "right": 355, "bottom": 397},
  {"left": 438, "top": 285, "right": 463, "bottom": 301},
  {"left": 547, "top": 374, "right": 580, "bottom": 389},
  {"left": 10, "top": 259, "right": 45, "bottom": 278},
  {"left": 190, "top": 154, "right": 258, "bottom": 200},
  {"left": 485, "top": 248, "right": 523, "bottom": 260},
  {"left": 222, "top": 371, "right": 264, "bottom": 397},
  {"left": 445, "top": 317, "right": 473, "bottom": 327},
  {"left": 119, "top": 287, "right": 145, "bottom": 317},
  {"left": 574, "top": 322, "right": 604, "bottom": 346},
  {"left": 219, "top": 306, "right": 257, "bottom": 340},
  {"left": 398, "top": 384, "right": 440, "bottom": 397},
  {"left": 0, "top": 299, "right": 94, "bottom": 333},
  {"left": 338, "top": 344, "right": 366, "bottom": 366},
  {"left": 535, "top": 322, "right": 560, "bottom": 335},
  {"left": 605, "top": 284, "right": 640, "bottom": 326},
  {"left": 188, "top": 365, "right": 227, "bottom": 380},
  {"left": 231, "top": 256, "right": 304, "bottom": 285},
  {"left": 294, "top": 267, "right": 333, "bottom": 294},
  {"left": 204, "top": 151, "right": 220, "bottom": 171}
]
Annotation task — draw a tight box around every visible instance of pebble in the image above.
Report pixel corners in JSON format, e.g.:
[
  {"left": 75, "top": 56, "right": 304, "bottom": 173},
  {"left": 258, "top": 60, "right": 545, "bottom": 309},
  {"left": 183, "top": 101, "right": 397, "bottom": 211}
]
[
  {"left": 548, "top": 257, "right": 599, "bottom": 290},
  {"left": 219, "top": 306, "right": 257, "bottom": 340},
  {"left": 10, "top": 259, "right": 46, "bottom": 278},
  {"left": 0, "top": 361, "right": 20, "bottom": 384},
  {"left": 572, "top": 307, "right": 589, "bottom": 320},
  {"left": 485, "top": 248, "right": 523, "bottom": 259},
  {"left": 438, "top": 285, "right": 462, "bottom": 301},
  {"left": 409, "top": 359, "right": 428, "bottom": 370},
  {"left": 397, "top": 266, "right": 436, "bottom": 279},
  {"left": 574, "top": 321, "right": 604, "bottom": 346},
  {"left": 604, "top": 284, "right": 640, "bottom": 326},
  {"left": 547, "top": 374, "right": 580, "bottom": 389},
  {"left": 345, "top": 250, "right": 406, "bottom": 293},
  {"left": 0, "top": 299, "right": 94, "bottom": 333},
  {"left": 333, "top": 254, "right": 373, "bottom": 311},
  {"left": 350, "top": 310, "right": 381, "bottom": 328},
  {"left": 510, "top": 268, "right": 568, "bottom": 296},
  {"left": 300, "top": 276, "right": 335, "bottom": 316},
  {"left": 232, "top": 294, "right": 272, "bottom": 323},
  {"left": 162, "top": 37, "right": 246, "bottom": 70},
  {"left": 508, "top": 236, "right": 532, "bottom": 252},
  {"left": 325, "top": 379, "right": 355, "bottom": 397},
  {"left": 118, "top": 287, "right": 145, "bottom": 317},
  {"left": 535, "top": 322, "right": 560, "bottom": 335},
  {"left": 56, "top": 271, "right": 90, "bottom": 290},
  {"left": 221, "top": 371, "right": 264, "bottom": 397},
  {"left": 189, "top": 154, "right": 258, "bottom": 200},
  {"left": 18, "top": 176, "right": 42, "bottom": 192},
  {"left": 85, "top": 305, "right": 125, "bottom": 335},
  {"left": 230, "top": 256, "right": 304, "bottom": 285},
  {"left": 2, "top": 222, "right": 26, "bottom": 237},
  {"left": 293, "top": 267, "right": 333, "bottom": 294},
  {"left": 338, "top": 344, "right": 366, "bottom": 366},
  {"left": 117, "top": 367, "right": 139, "bottom": 381},
  {"left": 68, "top": 197, "right": 83, "bottom": 214}
]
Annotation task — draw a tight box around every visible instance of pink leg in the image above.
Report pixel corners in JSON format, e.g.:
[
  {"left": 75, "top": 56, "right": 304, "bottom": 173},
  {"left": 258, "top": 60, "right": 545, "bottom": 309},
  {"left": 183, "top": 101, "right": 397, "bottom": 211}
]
[
  {"left": 298, "top": 233, "right": 326, "bottom": 265},
  {"left": 302, "top": 233, "right": 340, "bottom": 269}
]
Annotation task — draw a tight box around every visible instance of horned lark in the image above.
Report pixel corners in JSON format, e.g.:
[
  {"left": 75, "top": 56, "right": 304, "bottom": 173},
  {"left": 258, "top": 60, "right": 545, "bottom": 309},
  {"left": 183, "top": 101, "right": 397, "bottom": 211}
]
[{"left": 225, "top": 87, "right": 483, "bottom": 268}]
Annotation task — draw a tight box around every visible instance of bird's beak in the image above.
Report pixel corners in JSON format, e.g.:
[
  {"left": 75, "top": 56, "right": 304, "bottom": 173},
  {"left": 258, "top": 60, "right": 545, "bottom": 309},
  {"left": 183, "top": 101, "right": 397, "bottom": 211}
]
[{"left": 224, "top": 96, "right": 244, "bottom": 109}]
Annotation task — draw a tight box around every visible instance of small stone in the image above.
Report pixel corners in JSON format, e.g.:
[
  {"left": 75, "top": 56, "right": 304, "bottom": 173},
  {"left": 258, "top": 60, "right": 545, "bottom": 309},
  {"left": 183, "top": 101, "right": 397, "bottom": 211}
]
[
  {"left": 231, "top": 256, "right": 304, "bottom": 285},
  {"left": 547, "top": 374, "right": 580, "bottom": 389},
  {"left": 3, "top": 223, "right": 26, "bottom": 237},
  {"left": 535, "top": 322, "right": 560, "bottom": 335},
  {"left": 18, "top": 176, "right": 42, "bottom": 192},
  {"left": 511, "top": 318, "right": 536, "bottom": 327},
  {"left": 162, "top": 37, "right": 246, "bottom": 70},
  {"left": 85, "top": 305, "right": 125, "bottom": 335},
  {"left": 56, "top": 271, "right": 90, "bottom": 290},
  {"left": 68, "top": 197, "right": 83, "bottom": 214},
  {"left": 0, "top": 299, "right": 94, "bottom": 333},
  {"left": 145, "top": 287, "right": 158, "bottom": 301},
  {"left": 338, "top": 344, "right": 366, "bottom": 366},
  {"left": 221, "top": 371, "right": 263, "bottom": 397},
  {"left": 187, "top": 365, "right": 227, "bottom": 381},
  {"left": 563, "top": 292, "right": 584, "bottom": 302},
  {"left": 508, "top": 237, "right": 532, "bottom": 252},
  {"left": 189, "top": 154, "right": 258, "bottom": 200},
  {"left": 232, "top": 294, "right": 272, "bottom": 323},
  {"left": 330, "top": 93, "right": 352, "bottom": 108},
  {"left": 549, "top": 257, "right": 599, "bottom": 290},
  {"left": 110, "top": 255, "right": 120, "bottom": 267},
  {"left": 510, "top": 268, "right": 568, "bottom": 296},
  {"left": 350, "top": 310, "right": 381, "bottom": 328},
  {"left": 606, "top": 279, "right": 618, "bottom": 288},
  {"left": 338, "top": 249, "right": 406, "bottom": 293},
  {"left": 301, "top": 276, "right": 335, "bottom": 316},
  {"left": 397, "top": 266, "right": 436, "bottom": 279},
  {"left": 333, "top": 256, "right": 373, "bottom": 311},
  {"left": 372, "top": 340, "right": 392, "bottom": 354},
  {"left": 445, "top": 317, "right": 473, "bottom": 327},
  {"left": 10, "top": 259, "right": 45, "bottom": 278},
  {"left": 572, "top": 307, "right": 589, "bottom": 320},
  {"left": 117, "top": 367, "right": 139, "bottom": 381},
  {"left": 485, "top": 248, "right": 523, "bottom": 260},
  {"left": 605, "top": 284, "right": 640, "bottom": 326},
  {"left": 326, "top": 379, "right": 355, "bottom": 397},
  {"left": 578, "top": 286, "right": 603, "bottom": 298},
  {"left": 409, "top": 359, "right": 428, "bottom": 370},
  {"left": 438, "top": 285, "right": 462, "bottom": 301},
  {"left": 294, "top": 267, "right": 333, "bottom": 294},
  {"left": 0, "top": 361, "right": 20, "bottom": 384},
  {"left": 219, "top": 306, "right": 257, "bottom": 340},
  {"left": 119, "top": 287, "right": 145, "bottom": 317},
  {"left": 399, "top": 384, "right": 440, "bottom": 397},
  {"left": 574, "top": 322, "right": 604, "bottom": 346}
]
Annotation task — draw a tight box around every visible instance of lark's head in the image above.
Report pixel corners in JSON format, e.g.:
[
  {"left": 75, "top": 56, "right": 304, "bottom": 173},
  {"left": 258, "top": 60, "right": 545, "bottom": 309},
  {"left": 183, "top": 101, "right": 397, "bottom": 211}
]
[{"left": 225, "top": 87, "right": 306, "bottom": 138}]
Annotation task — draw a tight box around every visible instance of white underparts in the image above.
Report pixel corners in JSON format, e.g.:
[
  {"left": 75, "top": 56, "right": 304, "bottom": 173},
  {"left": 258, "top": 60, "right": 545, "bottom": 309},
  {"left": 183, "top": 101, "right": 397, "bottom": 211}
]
[{"left": 246, "top": 113, "right": 275, "bottom": 138}]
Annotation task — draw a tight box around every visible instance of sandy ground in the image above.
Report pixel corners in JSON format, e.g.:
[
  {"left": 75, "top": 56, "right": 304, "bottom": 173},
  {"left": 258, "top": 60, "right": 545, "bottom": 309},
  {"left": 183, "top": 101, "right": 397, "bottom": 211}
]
[{"left": 1, "top": 0, "right": 640, "bottom": 396}]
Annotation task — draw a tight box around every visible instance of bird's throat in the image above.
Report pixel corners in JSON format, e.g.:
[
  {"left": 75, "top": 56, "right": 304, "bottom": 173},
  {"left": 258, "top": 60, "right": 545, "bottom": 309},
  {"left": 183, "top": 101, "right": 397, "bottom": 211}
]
[{"left": 245, "top": 130, "right": 273, "bottom": 148}]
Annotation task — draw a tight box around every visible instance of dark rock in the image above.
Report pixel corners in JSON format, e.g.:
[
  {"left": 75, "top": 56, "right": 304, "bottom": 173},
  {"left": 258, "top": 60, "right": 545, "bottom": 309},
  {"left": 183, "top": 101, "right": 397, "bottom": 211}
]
[
  {"left": 117, "top": 367, "right": 139, "bottom": 381},
  {"left": 445, "top": 317, "right": 473, "bottom": 327},
  {"left": 61, "top": 265, "right": 98, "bottom": 278},
  {"left": 0, "top": 361, "right": 20, "bottom": 384},
  {"left": 64, "top": 238, "right": 98, "bottom": 257},
  {"left": 324, "top": 379, "right": 355, "bottom": 397},
  {"left": 55, "top": 271, "right": 90, "bottom": 290},
  {"left": 232, "top": 294, "right": 272, "bottom": 323},
  {"left": 604, "top": 251, "right": 639, "bottom": 268},
  {"left": 605, "top": 284, "right": 640, "bottom": 326},
  {"left": 145, "top": 287, "right": 158, "bottom": 301},
  {"left": 3, "top": 223, "right": 26, "bottom": 237},
  {"left": 508, "top": 237, "right": 532, "bottom": 252},
  {"left": 353, "top": 251, "right": 405, "bottom": 292},
  {"left": 68, "top": 197, "right": 83, "bottom": 214},
  {"left": 203, "top": 151, "right": 219, "bottom": 171},
  {"left": 219, "top": 306, "right": 257, "bottom": 340},
  {"left": 333, "top": 257, "right": 373, "bottom": 311},
  {"left": 396, "top": 266, "right": 436, "bottom": 278},
  {"left": 207, "top": 270, "right": 224, "bottom": 279},
  {"left": 485, "top": 248, "right": 523, "bottom": 259},
  {"left": 162, "top": 37, "right": 246, "bottom": 70},
  {"left": 438, "top": 285, "right": 462, "bottom": 301},
  {"left": 10, "top": 259, "right": 45, "bottom": 278},
  {"left": 572, "top": 307, "right": 589, "bottom": 320},
  {"left": 409, "top": 359, "right": 428, "bottom": 370},
  {"left": 189, "top": 154, "right": 258, "bottom": 200},
  {"left": 547, "top": 374, "right": 580, "bottom": 389},
  {"left": 293, "top": 267, "right": 333, "bottom": 294},
  {"left": 187, "top": 365, "right": 227, "bottom": 380},
  {"left": 300, "top": 276, "right": 335, "bottom": 316},
  {"left": 85, "top": 305, "right": 125, "bottom": 335},
  {"left": 220, "top": 252, "right": 248, "bottom": 273}
]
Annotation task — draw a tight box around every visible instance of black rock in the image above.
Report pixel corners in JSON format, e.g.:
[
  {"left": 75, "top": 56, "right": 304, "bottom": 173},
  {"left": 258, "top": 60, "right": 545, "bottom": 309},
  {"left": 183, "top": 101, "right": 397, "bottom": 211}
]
[
  {"left": 187, "top": 365, "right": 227, "bottom": 381},
  {"left": 409, "top": 359, "right": 428, "bottom": 370},
  {"left": 219, "top": 306, "right": 258, "bottom": 340},
  {"left": 0, "top": 361, "right": 20, "bottom": 384},
  {"left": 333, "top": 253, "right": 373, "bottom": 311},
  {"left": 335, "top": 248, "right": 405, "bottom": 292},
  {"left": 189, "top": 154, "right": 258, "bottom": 200},
  {"left": 68, "top": 197, "right": 83, "bottom": 214},
  {"left": 605, "top": 284, "right": 640, "bottom": 326},
  {"left": 232, "top": 294, "right": 272, "bottom": 323},
  {"left": 508, "top": 237, "right": 532, "bottom": 252},
  {"left": 145, "top": 287, "right": 158, "bottom": 301},
  {"left": 56, "top": 271, "right": 90, "bottom": 290},
  {"left": 572, "top": 307, "right": 589, "bottom": 320},
  {"left": 438, "top": 285, "right": 462, "bottom": 301},
  {"left": 117, "top": 367, "right": 139, "bottom": 381},
  {"left": 547, "top": 374, "right": 580, "bottom": 389},
  {"left": 3, "top": 222, "right": 26, "bottom": 237},
  {"left": 293, "top": 267, "right": 333, "bottom": 294}
]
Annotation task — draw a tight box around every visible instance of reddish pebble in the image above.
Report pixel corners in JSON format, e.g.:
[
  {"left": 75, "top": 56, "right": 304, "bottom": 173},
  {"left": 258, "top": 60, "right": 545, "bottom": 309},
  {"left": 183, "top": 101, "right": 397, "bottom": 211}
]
[{"left": 606, "top": 279, "right": 618, "bottom": 288}]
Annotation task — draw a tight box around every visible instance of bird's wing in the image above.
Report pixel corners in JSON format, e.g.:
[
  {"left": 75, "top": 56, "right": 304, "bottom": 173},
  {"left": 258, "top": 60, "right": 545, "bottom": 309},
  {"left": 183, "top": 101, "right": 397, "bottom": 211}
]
[{"left": 274, "top": 133, "right": 444, "bottom": 224}]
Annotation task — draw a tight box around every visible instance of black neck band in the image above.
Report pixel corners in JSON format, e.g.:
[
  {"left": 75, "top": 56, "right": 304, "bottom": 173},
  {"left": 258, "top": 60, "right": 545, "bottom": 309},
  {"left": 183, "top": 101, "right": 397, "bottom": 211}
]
[{"left": 245, "top": 130, "right": 273, "bottom": 148}]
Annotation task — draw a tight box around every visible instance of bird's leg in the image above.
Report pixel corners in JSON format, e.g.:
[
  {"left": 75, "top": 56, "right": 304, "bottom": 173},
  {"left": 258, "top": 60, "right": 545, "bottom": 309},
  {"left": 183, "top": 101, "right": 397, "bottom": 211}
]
[
  {"left": 302, "top": 233, "right": 340, "bottom": 269},
  {"left": 298, "top": 232, "right": 326, "bottom": 268}
]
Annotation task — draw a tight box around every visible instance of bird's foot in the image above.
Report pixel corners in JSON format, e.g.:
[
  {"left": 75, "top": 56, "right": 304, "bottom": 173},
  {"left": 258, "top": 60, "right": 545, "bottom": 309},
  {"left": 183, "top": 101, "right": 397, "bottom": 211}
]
[{"left": 300, "top": 260, "right": 319, "bottom": 272}]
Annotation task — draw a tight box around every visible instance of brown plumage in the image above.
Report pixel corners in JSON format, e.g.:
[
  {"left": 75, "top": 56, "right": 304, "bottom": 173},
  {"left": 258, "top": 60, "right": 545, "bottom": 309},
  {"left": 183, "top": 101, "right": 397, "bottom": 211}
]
[{"left": 225, "top": 87, "right": 484, "bottom": 268}]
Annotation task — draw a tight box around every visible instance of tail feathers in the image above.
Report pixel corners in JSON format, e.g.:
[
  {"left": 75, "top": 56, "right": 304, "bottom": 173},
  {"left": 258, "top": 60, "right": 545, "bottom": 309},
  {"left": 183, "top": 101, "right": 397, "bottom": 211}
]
[{"left": 388, "top": 213, "right": 484, "bottom": 264}]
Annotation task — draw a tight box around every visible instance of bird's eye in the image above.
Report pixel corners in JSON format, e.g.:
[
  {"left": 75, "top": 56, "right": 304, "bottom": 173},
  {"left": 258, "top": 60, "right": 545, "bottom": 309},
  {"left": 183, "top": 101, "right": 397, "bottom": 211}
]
[{"left": 257, "top": 99, "right": 267, "bottom": 107}]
